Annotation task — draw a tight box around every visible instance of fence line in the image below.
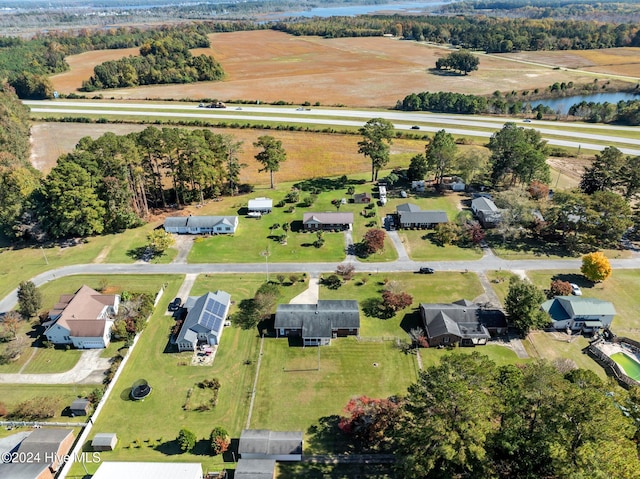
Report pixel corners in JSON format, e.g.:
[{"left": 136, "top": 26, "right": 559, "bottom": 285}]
[{"left": 0, "top": 420, "right": 86, "bottom": 427}]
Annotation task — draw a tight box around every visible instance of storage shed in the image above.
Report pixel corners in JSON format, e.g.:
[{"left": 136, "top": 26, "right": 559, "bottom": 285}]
[
  {"left": 70, "top": 398, "right": 90, "bottom": 416},
  {"left": 239, "top": 430, "right": 303, "bottom": 461},
  {"left": 92, "top": 433, "right": 118, "bottom": 452},
  {"left": 248, "top": 197, "right": 273, "bottom": 213}
]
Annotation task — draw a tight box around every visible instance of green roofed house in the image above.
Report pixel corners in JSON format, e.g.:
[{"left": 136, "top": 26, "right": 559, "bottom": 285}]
[{"left": 541, "top": 296, "right": 616, "bottom": 333}]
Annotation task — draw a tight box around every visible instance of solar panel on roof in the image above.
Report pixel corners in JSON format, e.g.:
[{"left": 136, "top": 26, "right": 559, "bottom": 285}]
[{"left": 199, "top": 297, "right": 227, "bottom": 331}]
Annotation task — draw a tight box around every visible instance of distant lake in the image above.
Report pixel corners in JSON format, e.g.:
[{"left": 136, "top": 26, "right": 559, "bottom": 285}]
[
  {"left": 268, "top": 1, "right": 447, "bottom": 19},
  {"left": 530, "top": 92, "right": 639, "bottom": 115}
]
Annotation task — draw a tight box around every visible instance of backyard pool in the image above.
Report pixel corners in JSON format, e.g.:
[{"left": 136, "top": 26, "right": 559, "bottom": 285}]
[{"left": 610, "top": 352, "right": 640, "bottom": 382}]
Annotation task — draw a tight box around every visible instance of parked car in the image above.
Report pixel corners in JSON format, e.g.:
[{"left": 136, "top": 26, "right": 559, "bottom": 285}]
[
  {"left": 570, "top": 283, "right": 582, "bottom": 296},
  {"left": 419, "top": 267, "right": 435, "bottom": 274},
  {"left": 169, "top": 297, "right": 183, "bottom": 311}
]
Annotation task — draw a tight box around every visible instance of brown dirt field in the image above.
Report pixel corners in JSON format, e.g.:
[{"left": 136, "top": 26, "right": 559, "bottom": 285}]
[
  {"left": 29, "top": 122, "right": 425, "bottom": 184},
  {"left": 50, "top": 47, "right": 140, "bottom": 93},
  {"left": 495, "top": 48, "right": 640, "bottom": 78},
  {"left": 51, "top": 30, "right": 603, "bottom": 107}
]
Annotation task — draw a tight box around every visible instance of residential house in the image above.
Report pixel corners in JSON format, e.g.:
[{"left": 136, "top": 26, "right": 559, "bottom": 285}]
[
  {"left": 17, "top": 429, "right": 74, "bottom": 473},
  {"left": 420, "top": 299, "right": 508, "bottom": 347},
  {"left": 69, "top": 398, "right": 90, "bottom": 416},
  {"left": 92, "top": 462, "right": 202, "bottom": 479},
  {"left": 235, "top": 459, "right": 276, "bottom": 479},
  {"left": 248, "top": 197, "right": 273, "bottom": 213},
  {"left": 0, "top": 463, "right": 53, "bottom": 479},
  {"left": 353, "top": 192, "right": 372, "bottom": 204},
  {"left": 163, "top": 215, "right": 238, "bottom": 234},
  {"left": 274, "top": 300, "right": 360, "bottom": 346},
  {"left": 91, "top": 433, "right": 118, "bottom": 452},
  {"left": 471, "top": 197, "right": 502, "bottom": 228},
  {"left": 302, "top": 212, "right": 354, "bottom": 231},
  {"left": 541, "top": 296, "right": 616, "bottom": 333},
  {"left": 176, "top": 291, "right": 231, "bottom": 352},
  {"left": 395, "top": 203, "right": 448, "bottom": 229},
  {"left": 239, "top": 430, "right": 303, "bottom": 461},
  {"left": 44, "top": 285, "right": 119, "bottom": 349}
]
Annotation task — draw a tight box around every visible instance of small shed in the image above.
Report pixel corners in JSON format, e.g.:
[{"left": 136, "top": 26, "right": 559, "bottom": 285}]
[
  {"left": 235, "top": 459, "right": 276, "bottom": 479},
  {"left": 353, "top": 192, "right": 371, "bottom": 204},
  {"left": 239, "top": 430, "right": 303, "bottom": 461},
  {"left": 70, "top": 398, "right": 90, "bottom": 416},
  {"left": 92, "top": 433, "right": 118, "bottom": 452}
]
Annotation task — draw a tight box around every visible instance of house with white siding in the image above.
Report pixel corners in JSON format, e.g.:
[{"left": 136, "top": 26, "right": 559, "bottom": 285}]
[
  {"left": 164, "top": 215, "right": 238, "bottom": 234},
  {"left": 43, "top": 285, "right": 119, "bottom": 349}
]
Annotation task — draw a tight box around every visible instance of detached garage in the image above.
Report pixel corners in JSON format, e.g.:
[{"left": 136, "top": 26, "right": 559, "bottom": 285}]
[
  {"left": 92, "top": 433, "right": 118, "bottom": 452},
  {"left": 239, "top": 430, "right": 303, "bottom": 462}
]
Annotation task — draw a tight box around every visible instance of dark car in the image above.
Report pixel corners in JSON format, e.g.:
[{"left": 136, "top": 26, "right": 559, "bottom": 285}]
[
  {"left": 419, "top": 267, "right": 435, "bottom": 274},
  {"left": 169, "top": 297, "right": 183, "bottom": 311},
  {"left": 411, "top": 125, "right": 420, "bottom": 130}
]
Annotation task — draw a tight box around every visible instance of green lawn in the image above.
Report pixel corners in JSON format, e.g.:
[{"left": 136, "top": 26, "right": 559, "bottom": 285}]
[
  {"left": 67, "top": 273, "right": 304, "bottom": 477},
  {"left": 484, "top": 270, "right": 519, "bottom": 304},
  {"left": 320, "top": 272, "right": 484, "bottom": 337},
  {"left": 419, "top": 344, "right": 529, "bottom": 369},
  {"left": 21, "top": 347, "right": 83, "bottom": 374},
  {"left": 252, "top": 338, "right": 419, "bottom": 454}
]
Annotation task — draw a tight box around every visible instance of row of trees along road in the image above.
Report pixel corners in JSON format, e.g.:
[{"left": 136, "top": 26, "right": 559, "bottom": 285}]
[{"left": 337, "top": 352, "right": 640, "bottom": 479}]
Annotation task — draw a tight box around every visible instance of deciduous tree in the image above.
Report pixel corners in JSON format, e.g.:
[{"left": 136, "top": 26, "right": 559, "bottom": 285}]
[
  {"left": 209, "top": 426, "right": 230, "bottom": 455},
  {"left": 407, "top": 154, "right": 428, "bottom": 181},
  {"left": 147, "top": 229, "right": 175, "bottom": 254},
  {"left": 548, "top": 279, "right": 572, "bottom": 298},
  {"left": 581, "top": 251, "right": 612, "bottom": 282},
  {"left": 361, "top": 228, "right": 386, "bottom": 255},
  {"left": 17, "top": 281, "right": 42, "bottom": 319},
  {"left": 505, "top": 277, "right": 548, "bottom": 335},
  {"left": 177, "top": 428, "right": 196, "bottom": 452},
  {"left": 358, "top": 118, "right": 394, "bottom": 182},
  {"left": 254, "top": 135, "right": 286, "bottom": 189},
  {"left": 425, "top": 129, "right": 457, "bottom": 186}
]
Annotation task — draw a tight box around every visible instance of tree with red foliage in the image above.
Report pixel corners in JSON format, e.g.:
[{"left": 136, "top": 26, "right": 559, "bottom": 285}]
[
  {"left": 549, "top": 279, "right": 572, "bottom": 298},
  {"left": 209, "top": 426, "right": 230, "bottom": 455},
  {"left": 527, "top": 180, "right": 550, "bottom": 200},
  {"left": 382, "top": 290, "right": 413, "bottom": 312},
  {"left": 361, "top": 228, "right": 386, "bottom": 255},
  {"left": 466, "top": 222, "right": 486, "bottom": 245},
  {"left": 338, "top": 395, "right": 402, "bottom": 451}
]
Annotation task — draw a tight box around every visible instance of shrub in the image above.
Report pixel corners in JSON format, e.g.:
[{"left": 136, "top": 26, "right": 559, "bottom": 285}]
[
  {"left": 210, "top": 426, "right": 231, "bottom": 455},
  {"left": 9, "top": 396, "right": 60, "bottom": 420},
  {"left": 549, "top": 279, "right": 572, "bottom": 298},
  {"left": 322, "top": 275, "right": 343, "bottom": 290},
  {"left": 177, "top": 428, "right": 196, "bottom": 452},
  {"left": 336, "top": 263, "right": 356, "bottom": 281}
]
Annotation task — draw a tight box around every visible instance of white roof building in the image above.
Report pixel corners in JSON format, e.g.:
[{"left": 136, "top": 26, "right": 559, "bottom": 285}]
[{"left": 92, "top": 462, "right": 202, "bottom": 479}]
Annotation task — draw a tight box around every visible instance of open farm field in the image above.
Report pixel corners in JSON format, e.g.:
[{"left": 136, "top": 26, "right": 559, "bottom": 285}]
[
  {"left": 495, "top": 47, "right": 640, "bottom": 79},
  {"left": 29, "top": 122, "right": 424, "bottom": 181},
  {"left": 51, "top": 30, "right": 603, "bottom": 107},
  {"left": 50, "top": 47, "right": 140, "bottom": 93}
]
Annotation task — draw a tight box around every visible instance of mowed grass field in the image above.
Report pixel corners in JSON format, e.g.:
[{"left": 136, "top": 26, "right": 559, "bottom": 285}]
[{"left": 50, "top": 30, "right": 607, "bottom": 106}]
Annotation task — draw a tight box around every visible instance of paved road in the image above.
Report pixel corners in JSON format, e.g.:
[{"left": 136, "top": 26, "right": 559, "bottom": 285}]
[
  {"left": 24, "top": 100, "right": 640, "bottom": 155},
  {"left": 2, "top": 255, "right": 640, "bottom": 314}
]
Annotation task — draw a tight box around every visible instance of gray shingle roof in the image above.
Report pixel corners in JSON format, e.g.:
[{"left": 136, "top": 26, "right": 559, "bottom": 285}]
[
  {"left": 302, "top": 212, "right": 354, "bottom": 225},
  {"left": 0, "top": 463, "right": 52, "bottom": 479},
  {"left": 472, "top": 197, "right": 498, "bottom": 213},
  {"left": 398, "top": 210, "right": 448, "bottom": 225},
  {"left": 17, "top": 428, "right": 73, "bottom": 464},
  {"left": 274, "top": 300, "right": 360, "bottom": 338},
  {"left": 421, "top": 301, "right": 506, "bottom": 340},
  {"left": 239, "top": 430, "right": 303, "bottom": 456},
  {"left": 164, "top": 217, "right": 188, "bottom": 229},
  {"left": 396, "top": 203, "right": 422, "bottom": 213},
  {"left": 177, "top": 291, "right": 231, "bottom": 346},
  {"left": 235, "top": 459, "right": 276, "bottom": 479}
]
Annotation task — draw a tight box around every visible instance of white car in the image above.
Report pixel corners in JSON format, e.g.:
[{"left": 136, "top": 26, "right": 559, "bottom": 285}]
[{"left": 570, "top": 283, "right": 582, "bottom": 296}]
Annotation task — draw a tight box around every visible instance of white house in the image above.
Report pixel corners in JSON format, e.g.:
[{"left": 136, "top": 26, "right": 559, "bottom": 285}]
[
  {"left": 541, "top": 296, "right": 616, "bottom": 333},
  {"left": 163, "top": 215, "right": 238, "bottom": 234},
  {"left": 176, "top": 291, "right": 231, "bottom": 352},
  {"left": 44, "top": 285, "right": 119, "bottom": 349},
  {"left": 248, "top": 197, "right": 273, "bottom": 214}
]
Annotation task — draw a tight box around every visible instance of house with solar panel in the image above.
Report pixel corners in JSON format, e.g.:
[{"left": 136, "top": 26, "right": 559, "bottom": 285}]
[
  {"left": 176, "top": 291, "right": 231, "bottom": 352},
  {"left": 163, "top": 215, "right": 238, "bottom": 234}
]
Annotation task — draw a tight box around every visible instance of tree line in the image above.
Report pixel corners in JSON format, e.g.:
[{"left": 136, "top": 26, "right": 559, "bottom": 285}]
[
  {"left": 1, "top": 23, "right": 233, "bottom": 98},
  {"left": 81, "top": 32, "right": 224, "bottom": 91},
  {"left": 274, "top": 14, "right": 640, "bottom": 52},
  {"left": 337, "top": 352, "right": 640, "bottom": 479},
  {"left": 0, "top": 100, "right": 249, "bottom": 239}
]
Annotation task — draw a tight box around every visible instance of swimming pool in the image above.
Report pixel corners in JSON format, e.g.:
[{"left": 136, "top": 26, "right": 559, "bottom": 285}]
[{"left": 610, "top": 352, "right": 640, "bottom": 382}]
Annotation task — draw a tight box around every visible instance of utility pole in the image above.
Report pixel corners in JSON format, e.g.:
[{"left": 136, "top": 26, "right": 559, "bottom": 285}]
[
  {"left": 41, "top": 246, "right": 48, "bottom": 265},
  {"left": 261, "top": 245, "right": 270, "bottom": 282}
]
